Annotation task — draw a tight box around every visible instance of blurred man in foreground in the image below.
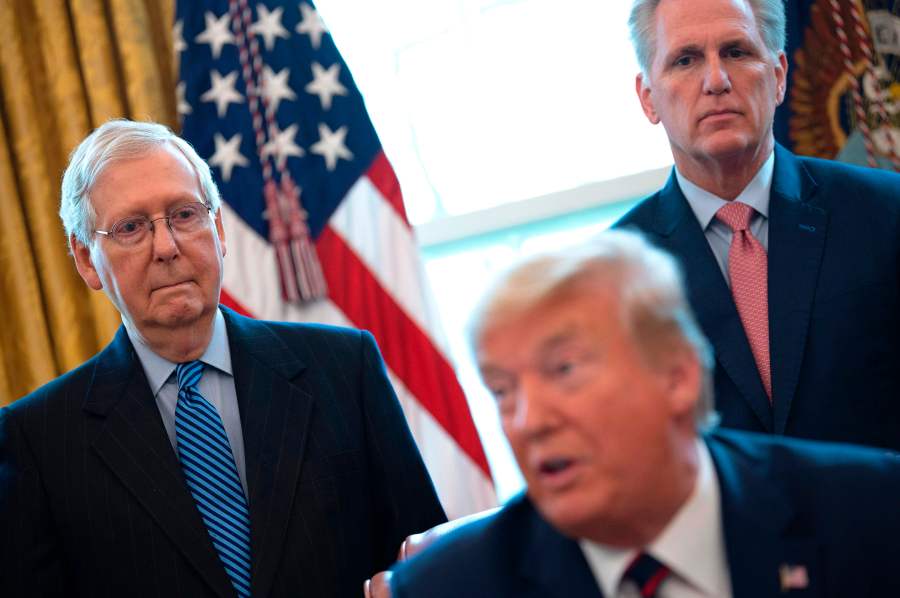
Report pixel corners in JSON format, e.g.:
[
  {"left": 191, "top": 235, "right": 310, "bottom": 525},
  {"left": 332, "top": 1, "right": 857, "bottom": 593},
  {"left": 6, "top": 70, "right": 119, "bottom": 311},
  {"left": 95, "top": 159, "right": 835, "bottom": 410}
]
[
  {"left": 390, "top": 230, "right": 900, "bottom": 597},
  {"left": 0, "top": 120, "right": 445, "bottom": 597},
  {"left": 616, "top": 0, "right": 900, "bottom": 449}
]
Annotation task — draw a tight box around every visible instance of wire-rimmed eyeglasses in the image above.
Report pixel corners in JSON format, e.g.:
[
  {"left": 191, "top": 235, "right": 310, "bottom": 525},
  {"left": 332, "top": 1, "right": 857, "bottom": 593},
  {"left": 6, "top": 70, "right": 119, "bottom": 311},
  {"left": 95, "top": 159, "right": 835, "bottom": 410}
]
[{"left": 94, "top": 202, "right": 213, "bottom": 246}]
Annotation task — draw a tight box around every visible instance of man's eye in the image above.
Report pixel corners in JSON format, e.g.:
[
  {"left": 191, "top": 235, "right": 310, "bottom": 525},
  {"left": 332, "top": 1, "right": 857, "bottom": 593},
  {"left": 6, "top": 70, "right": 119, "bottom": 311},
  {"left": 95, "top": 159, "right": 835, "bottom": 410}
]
[
  {"left": 172, "top": 206, "right": 198, "bottom": 222},
  {"left": 725, "top": 47, "right": 747, "bottom": 59},
  {"left": 547, "top": 359, "right": 577, "bottom": 379},
  {"left": 488, "top": 385, "right": 509, "bottom": 402},
  {"left": 116, "top": 219, "right": 145, "bottom": 236},
  {"left": 674, "top": 55, "right": 694, "bottom": 67},
  {"left": 556, "top": 361, "right": 575, "bottom": 375}
]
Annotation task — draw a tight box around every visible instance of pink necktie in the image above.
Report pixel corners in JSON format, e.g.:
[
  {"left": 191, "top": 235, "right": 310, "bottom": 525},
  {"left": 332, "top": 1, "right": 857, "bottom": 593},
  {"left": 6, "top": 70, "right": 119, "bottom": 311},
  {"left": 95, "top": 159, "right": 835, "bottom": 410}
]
[{"left": 716, "top": 202, "right": 772, "bottom": 401}]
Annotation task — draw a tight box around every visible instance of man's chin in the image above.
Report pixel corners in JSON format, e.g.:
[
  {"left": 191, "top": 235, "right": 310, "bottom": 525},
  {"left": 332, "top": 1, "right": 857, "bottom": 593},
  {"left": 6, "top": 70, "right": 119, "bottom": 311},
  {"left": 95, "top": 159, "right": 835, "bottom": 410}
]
[
  {"left": 531, "top": 489, "right": 605, "bottom": 540},
  {"left": 694, "top": 133, "right": 759, "bottom": 162},
  {"left": 150, "top": 300, "right": 210, "bottom": 328}
]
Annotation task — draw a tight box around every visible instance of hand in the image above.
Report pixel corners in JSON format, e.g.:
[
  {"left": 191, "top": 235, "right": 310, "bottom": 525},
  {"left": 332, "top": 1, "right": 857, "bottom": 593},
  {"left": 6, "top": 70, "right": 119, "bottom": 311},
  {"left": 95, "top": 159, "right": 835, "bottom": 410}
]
[
  {"left": 363, "top": 509, "right": 500, "bottom": 597},
  {"left": 363, "top": 571, "right": 392, "bottom": 598}
]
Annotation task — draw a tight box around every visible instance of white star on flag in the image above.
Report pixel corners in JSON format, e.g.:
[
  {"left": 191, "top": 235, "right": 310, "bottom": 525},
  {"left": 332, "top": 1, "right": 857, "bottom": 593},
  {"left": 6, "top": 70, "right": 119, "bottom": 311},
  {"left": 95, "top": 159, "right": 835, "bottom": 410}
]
[
  {"left": 208, "top": 133, "right": 249, "bottom": 181},
  {"left": 176, "top": 81, "right": 192, "bottom": 117},
  {"left": 250, "top": 5, "right": 289, "bottom": 51},
  {"left": 201, "top": 70, "right": 244, "bottom": 118},
  {"left": 310, "top": 122, "right": 353, "bottom": 171},
  {"left": 261, "top": 123, "right": 305, "bottom": 168},
  {"left": 261, "top": 66, "right": 297, "bottom": 113},
  {"left": 305, "top": 62, "right": 347, "bottom": 110},
  {"left": 296, "top": 3, "right": 328, "bottom": 50},
  {"left": 194, "top": 11, "right": 235, "bottom": 60},
  {"left": 176, "top": 0, "right": 498, "bottom": 521},
  {"left": 173, "top": 20, "right": 187, "bottom": 55}
]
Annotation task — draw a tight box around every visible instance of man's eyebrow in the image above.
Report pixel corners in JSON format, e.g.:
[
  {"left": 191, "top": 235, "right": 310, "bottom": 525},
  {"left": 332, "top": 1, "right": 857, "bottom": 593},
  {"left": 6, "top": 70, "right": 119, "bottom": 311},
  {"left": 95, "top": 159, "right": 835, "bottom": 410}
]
[
  {"left": 536, "top": 327, "right": 580, "bottom": 355},
  {"left": 719, "top": 36, "right": 755, "bottom": 49},
  {"left": 664, "top": 43, "right": 703, "bottom": 61},
  {"left": 667, "top": 44, "right": 703, "bottom": 56},
  {"left": 478, "top": 364, "right": 508, "bottom": 378}
]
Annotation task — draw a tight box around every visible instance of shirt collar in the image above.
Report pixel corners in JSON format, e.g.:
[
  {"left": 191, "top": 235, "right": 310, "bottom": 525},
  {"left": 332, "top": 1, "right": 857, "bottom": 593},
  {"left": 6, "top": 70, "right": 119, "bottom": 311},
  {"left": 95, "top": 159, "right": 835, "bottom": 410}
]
[
  {"left": 579, "top": 440, "right": 730, "bottom": 597},
  {"left": 676, "top": 150, "right": 775, "bottom": 230},
  {"left": 125, "top": 308, "right": 233, "bottom": 396},
  {"left": 647, "top": 439, "right": 730, "bottom": 596}
]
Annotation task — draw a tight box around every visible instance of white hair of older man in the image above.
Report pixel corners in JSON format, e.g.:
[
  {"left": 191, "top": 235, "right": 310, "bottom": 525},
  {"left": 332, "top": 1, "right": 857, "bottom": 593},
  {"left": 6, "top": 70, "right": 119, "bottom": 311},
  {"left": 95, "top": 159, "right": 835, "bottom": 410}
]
[
  {"left": 468, "top": 229, "right": 718, "bottom": 428},
  {"left": 60, "top": 119, "right": 222, "bottom": 252}
]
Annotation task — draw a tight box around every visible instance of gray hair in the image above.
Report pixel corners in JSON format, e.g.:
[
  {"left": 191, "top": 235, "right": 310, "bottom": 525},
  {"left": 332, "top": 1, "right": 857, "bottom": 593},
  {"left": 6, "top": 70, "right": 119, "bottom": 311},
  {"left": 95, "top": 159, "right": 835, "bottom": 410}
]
[
  {"left": 60, "top": 119, "right": 222, "bottom": 251},
  {"left": 468, "top": 229, "right": 717, "bottom": 428},
  {"left": 629, "top": 0, "right": 786, "bottom": 75}
]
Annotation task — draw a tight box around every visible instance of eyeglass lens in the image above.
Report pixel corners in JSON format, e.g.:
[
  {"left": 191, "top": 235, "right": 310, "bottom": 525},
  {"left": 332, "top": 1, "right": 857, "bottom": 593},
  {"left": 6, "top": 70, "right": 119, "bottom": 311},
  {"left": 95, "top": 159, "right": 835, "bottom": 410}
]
[{"left": 107, "top": 203, "right": 210, "bottom": 245}]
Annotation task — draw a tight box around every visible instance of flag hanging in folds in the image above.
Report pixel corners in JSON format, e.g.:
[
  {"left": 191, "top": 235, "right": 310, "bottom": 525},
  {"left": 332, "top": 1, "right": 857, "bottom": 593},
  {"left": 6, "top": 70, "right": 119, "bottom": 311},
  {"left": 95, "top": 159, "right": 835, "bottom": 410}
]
[
  {"left": 174, "top": 0, "right": 496, "bottom": 518},
  {"left": 774, "top": 0, "right": 899, "bottom": 171}
]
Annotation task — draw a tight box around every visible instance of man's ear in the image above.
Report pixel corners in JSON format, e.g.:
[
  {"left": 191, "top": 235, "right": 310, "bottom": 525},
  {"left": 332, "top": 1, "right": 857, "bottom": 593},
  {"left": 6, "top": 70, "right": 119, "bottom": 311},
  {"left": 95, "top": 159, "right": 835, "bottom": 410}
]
[
  {"left": 636, "top": 73, "right": 660, "bottom": 124},
  {"left": 662, "top": 343, "right": 702, "bottom": 420},
  {"left": 214, "top": 209, "right": 227, "bottom": 258},
  {"left": 774, "top": 51, "right": 788, "bottom": 106},
  {"left": 71, "top": 235, "right": 103, "bottom": 291}
]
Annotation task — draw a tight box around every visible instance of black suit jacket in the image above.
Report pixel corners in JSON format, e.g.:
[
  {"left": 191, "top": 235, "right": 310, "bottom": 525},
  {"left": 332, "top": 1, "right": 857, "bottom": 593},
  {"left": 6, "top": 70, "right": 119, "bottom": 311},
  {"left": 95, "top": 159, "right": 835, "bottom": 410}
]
[
  {"left": 0, "top": 306, "right": 447, "bottom": 597},
  {"left": 390, "top": 429, "right": 900, "bottom": 597},
  {"left": 615, "top": 145, "right": 900, "bottom": 451}
]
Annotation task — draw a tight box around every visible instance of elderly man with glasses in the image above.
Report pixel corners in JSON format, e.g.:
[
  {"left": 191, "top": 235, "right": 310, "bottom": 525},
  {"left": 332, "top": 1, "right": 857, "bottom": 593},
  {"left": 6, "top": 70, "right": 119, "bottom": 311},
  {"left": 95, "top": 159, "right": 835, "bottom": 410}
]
[{"left": 0, "top": 119, "right": 446, "bottom": 598}]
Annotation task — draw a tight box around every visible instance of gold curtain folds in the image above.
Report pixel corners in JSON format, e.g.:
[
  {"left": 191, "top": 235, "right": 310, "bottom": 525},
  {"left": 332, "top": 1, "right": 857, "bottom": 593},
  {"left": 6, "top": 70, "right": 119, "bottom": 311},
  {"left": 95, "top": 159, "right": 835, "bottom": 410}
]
[{"left": 0, "top": 0, "right": 177, "bottom": 404}]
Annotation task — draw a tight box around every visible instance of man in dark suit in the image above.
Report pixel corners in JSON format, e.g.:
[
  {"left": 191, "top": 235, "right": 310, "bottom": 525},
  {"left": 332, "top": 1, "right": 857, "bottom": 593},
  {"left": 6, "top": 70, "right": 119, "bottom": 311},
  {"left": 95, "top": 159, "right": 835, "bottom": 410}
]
[
  {"left": 390, "top": 230, "right": 900, "bottom": 597},
  {"left": 616, "top": 0, "right": 900, "bottom": 450},
  {"left": 0, "top": 120, "right": 446, "bottom": 597}
]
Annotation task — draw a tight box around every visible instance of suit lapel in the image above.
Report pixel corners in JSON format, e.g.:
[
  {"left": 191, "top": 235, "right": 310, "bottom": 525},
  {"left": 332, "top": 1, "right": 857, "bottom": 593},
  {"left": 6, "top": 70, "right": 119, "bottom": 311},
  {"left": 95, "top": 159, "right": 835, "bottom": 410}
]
[
  {"left": 222, "top": 307, "right": 314, "bottom": 598},
  {"left": 652, "top": 174, "right": 772, "bottom": 430},
  {"left": 707, "top": 432, "right": 822, "bottom": 598},
  {"left": 517, "top": 501, "right": 603, "bottom": 597},
  {"left": 767, "top": 146, "right": 827, "bottom": 433},
  {"left": 85, "top": 327, "right": 236, "bottom": 598}
]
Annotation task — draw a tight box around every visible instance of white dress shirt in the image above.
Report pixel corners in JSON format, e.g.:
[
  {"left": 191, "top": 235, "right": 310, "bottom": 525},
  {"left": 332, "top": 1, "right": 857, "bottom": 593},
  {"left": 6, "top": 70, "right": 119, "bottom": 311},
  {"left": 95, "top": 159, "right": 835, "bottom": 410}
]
[
  {"left": 676, "top": 151, "right": 775, "bottom": 286},
  {"left": 579, "top": 440, "right": 733, "bottom": 598}
]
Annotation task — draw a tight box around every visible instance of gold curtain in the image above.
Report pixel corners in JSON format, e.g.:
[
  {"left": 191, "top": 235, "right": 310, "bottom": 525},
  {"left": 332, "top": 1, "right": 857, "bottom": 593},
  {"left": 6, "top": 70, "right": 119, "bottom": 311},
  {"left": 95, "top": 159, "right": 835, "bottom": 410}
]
[{"left": 0, "top": 0, "right": 177, "bottom": 404}]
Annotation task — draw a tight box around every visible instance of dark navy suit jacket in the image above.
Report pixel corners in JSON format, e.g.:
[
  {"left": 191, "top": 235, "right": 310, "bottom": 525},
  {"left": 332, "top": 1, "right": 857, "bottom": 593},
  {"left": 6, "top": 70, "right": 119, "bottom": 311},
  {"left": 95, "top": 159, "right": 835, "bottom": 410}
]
[
  {"left": 0, "top": 306, "right": 447, "bottom": 597},
  {"left": 615, "top": 146, "right": 900, "bottom": 451},
  {"left": 390, "top": 429, "right": 900, "bottom": 597}
]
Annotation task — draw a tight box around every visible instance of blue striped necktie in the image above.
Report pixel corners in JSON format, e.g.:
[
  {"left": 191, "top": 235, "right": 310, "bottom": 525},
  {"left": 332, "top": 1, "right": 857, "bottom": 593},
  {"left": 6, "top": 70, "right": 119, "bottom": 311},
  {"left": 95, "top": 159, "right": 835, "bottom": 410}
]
[{"left": 175, "top": 361, "right": 252, "bottom": 597}]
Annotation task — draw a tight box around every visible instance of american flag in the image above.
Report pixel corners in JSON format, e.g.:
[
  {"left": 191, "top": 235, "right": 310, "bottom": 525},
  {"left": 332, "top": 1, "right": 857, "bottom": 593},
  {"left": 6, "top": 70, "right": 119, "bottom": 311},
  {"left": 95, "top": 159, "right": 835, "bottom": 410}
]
[{"left": 174, "top": 0, "right": 496, "bottom": 518}]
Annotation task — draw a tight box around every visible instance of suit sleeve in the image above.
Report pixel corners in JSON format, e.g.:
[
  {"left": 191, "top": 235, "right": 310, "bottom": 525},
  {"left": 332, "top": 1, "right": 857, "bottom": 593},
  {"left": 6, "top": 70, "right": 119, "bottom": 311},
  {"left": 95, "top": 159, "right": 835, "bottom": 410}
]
[
  {"left": 357, "top": 330, "right": 448, "bottom": 571},
  {"left": 0, "top": 406, "right": 66, "bottom": 596}
]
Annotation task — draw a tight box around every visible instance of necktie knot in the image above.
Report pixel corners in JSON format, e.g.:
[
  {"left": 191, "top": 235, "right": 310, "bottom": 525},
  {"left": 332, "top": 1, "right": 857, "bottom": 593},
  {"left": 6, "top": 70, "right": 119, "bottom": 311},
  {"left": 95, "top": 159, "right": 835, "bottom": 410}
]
[
  {"left": 176, "top": 361, "right": 205, "bottom": 391},
  {"left": 715, "top": 201, "right": 754, "bottom": 232},
  {"left": 623, "top": 552, "right": 670, "bottom": 598}
]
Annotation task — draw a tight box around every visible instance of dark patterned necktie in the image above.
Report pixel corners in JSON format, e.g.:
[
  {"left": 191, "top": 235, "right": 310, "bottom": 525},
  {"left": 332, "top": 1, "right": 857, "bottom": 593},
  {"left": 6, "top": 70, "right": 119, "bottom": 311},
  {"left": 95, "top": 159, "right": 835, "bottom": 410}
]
[
  {"left": 175, "top": 361, "right": 252, "bottom": 597},
  {"left": 622, "top": 552, "right": 670, "bottom": 598}
]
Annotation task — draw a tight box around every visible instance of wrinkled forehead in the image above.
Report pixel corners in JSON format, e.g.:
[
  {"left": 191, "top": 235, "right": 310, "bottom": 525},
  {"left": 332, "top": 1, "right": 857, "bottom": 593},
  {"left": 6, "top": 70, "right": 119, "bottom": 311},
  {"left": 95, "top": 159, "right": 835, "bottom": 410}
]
[
  {"left": 652, "top": 0, "right": 760, "bottom": 56},
  {"left": 474, "top": 288, "right": 620, "bottom": 369},
  {"left": 90, "top": 144, "right": 204, "bottom": 216}
]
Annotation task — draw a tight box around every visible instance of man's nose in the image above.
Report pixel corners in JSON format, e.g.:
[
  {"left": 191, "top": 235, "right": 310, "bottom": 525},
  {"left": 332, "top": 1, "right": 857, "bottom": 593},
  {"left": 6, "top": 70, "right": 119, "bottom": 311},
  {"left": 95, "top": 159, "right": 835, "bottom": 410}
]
[
  {"left": 150, "top": 219, "right": 180, "bottom": 261},
  {"left": 702, "top": 56, "right": 731, "bottom": 94},
  {"left": 510, "top": 374, "right": 557, "bottom": 437}
]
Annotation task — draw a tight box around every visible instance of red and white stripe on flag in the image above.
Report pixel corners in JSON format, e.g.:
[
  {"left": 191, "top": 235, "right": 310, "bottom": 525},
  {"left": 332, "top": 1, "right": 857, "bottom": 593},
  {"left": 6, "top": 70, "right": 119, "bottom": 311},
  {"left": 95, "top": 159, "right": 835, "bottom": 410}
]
[
  {"left": 175, "top": 0, "right": 495, "bottom": 518},
  {"left": 220, "top": 155, "right": 497, "bottom": 519}
]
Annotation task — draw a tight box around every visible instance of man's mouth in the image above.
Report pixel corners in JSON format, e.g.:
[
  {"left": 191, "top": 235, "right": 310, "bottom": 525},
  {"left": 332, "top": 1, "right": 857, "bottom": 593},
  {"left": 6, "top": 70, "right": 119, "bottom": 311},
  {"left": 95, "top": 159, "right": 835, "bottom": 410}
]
[
  {"left": 699, "top": 109, "right": 741, "bottom": 122},
  {"left": 540, "top": 458, "right": 573, "bottom": 474},
  {"left": 152, "top": 280, "right": 191, "bottom": 292},
  {"left": 536, "top": 457, "right": 579, "bottom": 489}
]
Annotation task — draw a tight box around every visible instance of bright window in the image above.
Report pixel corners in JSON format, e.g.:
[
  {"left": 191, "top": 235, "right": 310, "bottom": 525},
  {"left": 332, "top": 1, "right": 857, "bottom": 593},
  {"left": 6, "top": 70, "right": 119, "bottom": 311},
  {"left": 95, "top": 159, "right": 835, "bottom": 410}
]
[{"left": 317, "top": 0, "right": 674, "bottom": 501}]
